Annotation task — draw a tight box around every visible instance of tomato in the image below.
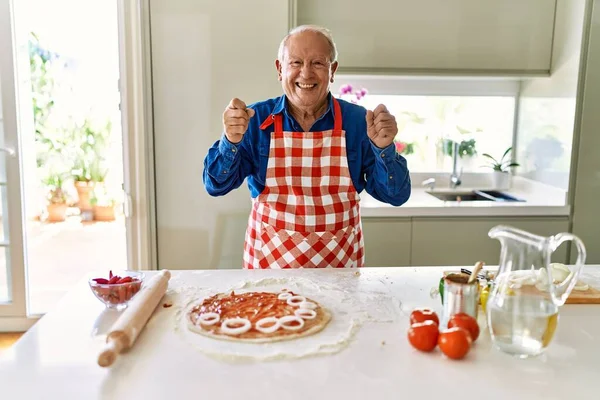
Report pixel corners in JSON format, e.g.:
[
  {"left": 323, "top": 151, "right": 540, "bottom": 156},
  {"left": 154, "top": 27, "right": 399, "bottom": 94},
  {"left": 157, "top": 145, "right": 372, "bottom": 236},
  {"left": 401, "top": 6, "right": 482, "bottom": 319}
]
[
  {"left": 448, "top": 313, "right": 480, "bottom": 342},
  {"left": 410, "top": 308, "right": 440, "bottom": 326},
  {"left": 407, "top": 320, "right": 439, "bottom": 352},
  {"left": 438, "top": 327, "right": 472, "bottom": 360}
]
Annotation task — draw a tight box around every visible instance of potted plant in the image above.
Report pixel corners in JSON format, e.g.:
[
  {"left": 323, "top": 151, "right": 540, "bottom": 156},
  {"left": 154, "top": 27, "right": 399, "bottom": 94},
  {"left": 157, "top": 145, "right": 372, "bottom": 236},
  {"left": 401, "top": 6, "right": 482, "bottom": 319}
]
[
  {"left": 481, "top": 147, "right": 520, "bottom": 189},
  {"left": 91, "top": 185, "right": 117, "bottom": 222},
  {"left": 72, "top": 157, "right": 95, "bottom": 212},
  {"left": 394, "top": 140, "right": 416, "bottom": 155},
  {"left": 43, "top": 172, "right": 69, "bottom": 222},
  {"left": 69, "top": 118, "right": 111, "bottom": 215}
]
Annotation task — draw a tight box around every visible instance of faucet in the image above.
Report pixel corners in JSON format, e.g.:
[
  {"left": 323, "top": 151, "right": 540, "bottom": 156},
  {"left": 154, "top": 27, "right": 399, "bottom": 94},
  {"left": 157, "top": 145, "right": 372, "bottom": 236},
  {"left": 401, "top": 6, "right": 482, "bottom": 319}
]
[
  {"left": 450, "top": 141, "right": 462, "bottom": 189},
  {"left": 422, "top": 178, "right": 436, "bottom": 190}
]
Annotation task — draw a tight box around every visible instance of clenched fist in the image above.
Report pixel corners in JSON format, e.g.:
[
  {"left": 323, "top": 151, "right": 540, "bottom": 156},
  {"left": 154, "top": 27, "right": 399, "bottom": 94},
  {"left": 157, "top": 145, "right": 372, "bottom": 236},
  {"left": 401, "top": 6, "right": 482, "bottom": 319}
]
[
  {"left": 223, "top": 98, "right": 255, "bottom": 144},
  {"left": 366, "top": 104, "right": 398, "bottom": 149}
]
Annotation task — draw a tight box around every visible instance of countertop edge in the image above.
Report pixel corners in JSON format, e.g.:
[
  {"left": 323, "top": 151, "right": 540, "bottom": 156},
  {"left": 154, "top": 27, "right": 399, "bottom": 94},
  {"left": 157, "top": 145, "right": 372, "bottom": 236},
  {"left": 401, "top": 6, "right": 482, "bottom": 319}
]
[{"left": 360, "top": 205, "right": 571, "bottom": 218}]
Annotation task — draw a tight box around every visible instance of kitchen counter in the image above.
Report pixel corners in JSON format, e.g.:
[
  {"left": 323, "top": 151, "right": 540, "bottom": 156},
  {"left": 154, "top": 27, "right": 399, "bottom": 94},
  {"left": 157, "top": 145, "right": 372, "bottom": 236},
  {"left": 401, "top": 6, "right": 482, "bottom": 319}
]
[
  {"left": 360, "top": 174, "right": 570, "bottom": 217},
  {"left": 1, "top": 266, "right": 599, "bottom": 400}
]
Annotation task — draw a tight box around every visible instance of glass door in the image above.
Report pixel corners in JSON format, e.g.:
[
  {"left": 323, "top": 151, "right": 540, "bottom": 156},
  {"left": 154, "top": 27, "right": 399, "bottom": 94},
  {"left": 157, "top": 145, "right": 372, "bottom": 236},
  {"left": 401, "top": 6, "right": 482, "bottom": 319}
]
[
  {"left": 0, "top": 0, "right": 30, "bottom": 317},
  {"left": 1, "top": 0, "right": 136, "bottom": 319}
]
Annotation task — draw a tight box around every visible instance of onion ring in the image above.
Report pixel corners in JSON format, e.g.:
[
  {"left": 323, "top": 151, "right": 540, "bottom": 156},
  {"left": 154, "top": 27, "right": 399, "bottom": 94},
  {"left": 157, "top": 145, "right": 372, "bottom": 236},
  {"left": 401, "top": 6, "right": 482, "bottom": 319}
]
[
  {"left": 255, "top": 317, "right": 280, "bottom": 333},
  {"left": 197, "top": 312, "right": 220, "bottom": 326},
  {"left": 294, "top": 308, "right": 317, "bottom": 320},
  {"left": 220, "top": 317, "right": 251, "bottom": 335},
  {"left": 277, "top": 292, "right": 292, "bottom": 300},
  {"left": 278, "top": 315, "right": 305, "bottom": 331},
  {"left": 298, "top": 301, "right": 317, "bottom": 310},
  {"left": 286, "top": 295, "right": 306, "bottom": 307}
]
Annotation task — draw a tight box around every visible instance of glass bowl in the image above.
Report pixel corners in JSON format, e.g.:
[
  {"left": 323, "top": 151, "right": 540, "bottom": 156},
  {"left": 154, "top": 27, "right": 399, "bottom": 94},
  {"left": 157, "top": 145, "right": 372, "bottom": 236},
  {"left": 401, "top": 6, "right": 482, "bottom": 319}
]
[{"left": 88, "top": 270, "right": 145, "bottom": 310}]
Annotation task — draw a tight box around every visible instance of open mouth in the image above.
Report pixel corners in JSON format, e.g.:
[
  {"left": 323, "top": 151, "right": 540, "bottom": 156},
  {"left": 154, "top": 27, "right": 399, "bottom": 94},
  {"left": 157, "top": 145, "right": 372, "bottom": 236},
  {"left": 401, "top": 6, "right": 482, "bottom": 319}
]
[{"left": 296, "top": 83, "right": 316, "bottom": 89}]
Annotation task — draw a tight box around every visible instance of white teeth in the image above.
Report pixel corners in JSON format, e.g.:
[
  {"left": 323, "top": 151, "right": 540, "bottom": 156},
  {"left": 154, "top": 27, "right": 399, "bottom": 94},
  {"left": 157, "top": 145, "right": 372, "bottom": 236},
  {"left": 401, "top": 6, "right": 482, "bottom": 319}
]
[{"left": 297, "top": 83, "right": 315, "bottom": 89}]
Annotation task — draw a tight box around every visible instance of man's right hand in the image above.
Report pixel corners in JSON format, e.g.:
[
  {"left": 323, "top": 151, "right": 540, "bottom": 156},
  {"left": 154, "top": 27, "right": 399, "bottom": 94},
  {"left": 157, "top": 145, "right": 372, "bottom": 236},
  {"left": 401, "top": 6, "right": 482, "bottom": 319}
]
[{"left": 223, "top": 98, "right": 255, "bottom": 144}]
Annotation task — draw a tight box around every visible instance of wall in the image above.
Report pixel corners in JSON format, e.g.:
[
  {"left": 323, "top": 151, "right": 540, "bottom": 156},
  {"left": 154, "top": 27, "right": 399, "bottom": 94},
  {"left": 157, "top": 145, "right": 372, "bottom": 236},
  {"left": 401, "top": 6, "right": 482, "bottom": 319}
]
[
  {"left": 150, "top": 0, "right": 289, "bottom": 269},
  {"left": 515, "top": 0, "right": 588, "bottom": 190},
  {"left": 571, "top": 0, "right": 600, "bottom": 264}
]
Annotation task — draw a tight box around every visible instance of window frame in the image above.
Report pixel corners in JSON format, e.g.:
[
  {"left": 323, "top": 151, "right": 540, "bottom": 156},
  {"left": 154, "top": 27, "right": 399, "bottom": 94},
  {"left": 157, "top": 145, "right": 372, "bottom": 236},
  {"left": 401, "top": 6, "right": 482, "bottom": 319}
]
[
  {"left": 332, "top": 75, "right": 521, "bottom": 174},
  {"left": 332, "top": 75, "right": 521, "bottom": 97}
]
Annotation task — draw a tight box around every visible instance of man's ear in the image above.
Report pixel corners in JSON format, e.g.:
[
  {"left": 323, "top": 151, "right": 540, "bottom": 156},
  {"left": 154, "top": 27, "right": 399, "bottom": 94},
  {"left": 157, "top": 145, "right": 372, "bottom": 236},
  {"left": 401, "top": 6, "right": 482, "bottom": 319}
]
[
  {"left": 275, "top": 59, "right": 282, "bottom": 81},
  {"left": 330, "top": 61, "right": 339, "bottom": 82}
]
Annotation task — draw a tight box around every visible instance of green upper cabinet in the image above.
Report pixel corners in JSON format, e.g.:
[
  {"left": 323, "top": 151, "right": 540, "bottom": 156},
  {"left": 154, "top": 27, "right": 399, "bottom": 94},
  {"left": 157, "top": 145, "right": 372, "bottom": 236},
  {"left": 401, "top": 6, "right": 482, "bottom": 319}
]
[{"left": 293, "top": 0, "right": 556, "bottom": 75}]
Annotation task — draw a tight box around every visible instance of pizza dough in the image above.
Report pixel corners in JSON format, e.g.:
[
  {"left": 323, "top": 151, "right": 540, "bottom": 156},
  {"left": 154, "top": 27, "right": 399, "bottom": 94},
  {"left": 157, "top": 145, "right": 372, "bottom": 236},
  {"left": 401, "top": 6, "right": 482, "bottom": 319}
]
[
  {"left": 185, "top": 290, "right": 332, "bottom": 343},
  {"left": 172, "top": 274, "right": 403, "bottom": 362}
]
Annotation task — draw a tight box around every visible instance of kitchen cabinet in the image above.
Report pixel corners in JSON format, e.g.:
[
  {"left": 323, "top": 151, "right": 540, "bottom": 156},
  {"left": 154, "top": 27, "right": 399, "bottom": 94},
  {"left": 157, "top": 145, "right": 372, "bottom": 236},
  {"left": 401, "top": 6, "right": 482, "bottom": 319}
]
[
  {"left": 294, "top": 0, "right": 556, "bottom": 75},
  {"left": 362, "top": 218, "right": 411, "bottom": 266},
  {"left": 410, "top": 217, "right": 570, "bottom": 266}
]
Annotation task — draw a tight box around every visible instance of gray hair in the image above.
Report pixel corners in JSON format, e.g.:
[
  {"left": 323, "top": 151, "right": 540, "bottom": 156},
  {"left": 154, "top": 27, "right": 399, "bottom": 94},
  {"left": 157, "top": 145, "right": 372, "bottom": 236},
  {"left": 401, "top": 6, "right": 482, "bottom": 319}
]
[{"left": 277, "top": 25, "right": 338, "bottom": 63}]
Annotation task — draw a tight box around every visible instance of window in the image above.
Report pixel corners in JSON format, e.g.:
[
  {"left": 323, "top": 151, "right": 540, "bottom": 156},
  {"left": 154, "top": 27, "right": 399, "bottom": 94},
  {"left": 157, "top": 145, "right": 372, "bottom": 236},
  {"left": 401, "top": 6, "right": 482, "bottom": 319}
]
[{"left": 333, "top": 76, "right": 518, "bottom": 173}]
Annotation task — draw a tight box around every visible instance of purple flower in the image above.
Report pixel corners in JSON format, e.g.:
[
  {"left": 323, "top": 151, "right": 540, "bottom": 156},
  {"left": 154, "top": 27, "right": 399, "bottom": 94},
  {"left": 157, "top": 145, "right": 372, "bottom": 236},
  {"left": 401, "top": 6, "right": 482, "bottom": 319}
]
[
  {"left": 360, "top": 88, "right": 368, "bottom": 96},
  {"left": 339, "top": 84, "right": 353, "bottom": 95}
]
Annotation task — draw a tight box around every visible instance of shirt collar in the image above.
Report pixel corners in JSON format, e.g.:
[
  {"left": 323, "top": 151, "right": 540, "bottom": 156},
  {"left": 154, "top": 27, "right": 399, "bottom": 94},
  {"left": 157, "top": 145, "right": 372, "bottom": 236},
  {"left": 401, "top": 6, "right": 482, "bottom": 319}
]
[{"left": 271, "top": 92, "right": 334, "bottom": 119}]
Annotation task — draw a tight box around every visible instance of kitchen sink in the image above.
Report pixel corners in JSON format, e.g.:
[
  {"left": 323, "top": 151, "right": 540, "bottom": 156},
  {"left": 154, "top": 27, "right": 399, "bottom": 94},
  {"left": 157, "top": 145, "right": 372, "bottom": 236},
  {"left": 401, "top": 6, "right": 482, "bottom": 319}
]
[{"left": 427, "top": 190, "right": 525, "bottom": 202}]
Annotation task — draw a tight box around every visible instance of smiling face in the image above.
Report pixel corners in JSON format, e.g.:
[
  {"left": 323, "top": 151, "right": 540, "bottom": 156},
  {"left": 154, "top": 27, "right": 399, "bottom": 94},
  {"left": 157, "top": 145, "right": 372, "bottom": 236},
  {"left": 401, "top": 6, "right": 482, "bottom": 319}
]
[{"left": 276, "top": 30, "right": 338, "bottom": 114}]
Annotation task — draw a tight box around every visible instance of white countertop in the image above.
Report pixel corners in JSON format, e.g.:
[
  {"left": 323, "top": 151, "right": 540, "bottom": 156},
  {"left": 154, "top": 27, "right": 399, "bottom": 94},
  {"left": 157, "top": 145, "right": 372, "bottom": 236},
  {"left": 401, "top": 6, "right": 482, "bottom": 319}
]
[
  {"left": 1, "top": 266, "right": 598, "bottom": 400},
  {"left": 360, "top": 174, "right": 570, "bottom": 217}
]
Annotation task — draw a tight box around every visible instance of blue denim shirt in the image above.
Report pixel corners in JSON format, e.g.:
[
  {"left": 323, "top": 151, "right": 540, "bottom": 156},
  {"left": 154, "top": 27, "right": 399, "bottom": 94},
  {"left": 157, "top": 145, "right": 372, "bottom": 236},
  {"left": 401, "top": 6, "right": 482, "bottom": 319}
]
[{"left": 202, "top": 93, "right": 411, "bottom": 206}]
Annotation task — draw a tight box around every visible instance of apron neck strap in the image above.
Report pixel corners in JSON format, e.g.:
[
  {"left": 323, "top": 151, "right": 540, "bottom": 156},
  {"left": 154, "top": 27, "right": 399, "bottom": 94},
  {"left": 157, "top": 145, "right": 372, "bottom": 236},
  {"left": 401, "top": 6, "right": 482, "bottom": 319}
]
[
  {"left": 332, "top": 97, "right": 342, "bottom": 132},
  {"left": 274, "top": 113, "right": 283, "bottom": 132}
]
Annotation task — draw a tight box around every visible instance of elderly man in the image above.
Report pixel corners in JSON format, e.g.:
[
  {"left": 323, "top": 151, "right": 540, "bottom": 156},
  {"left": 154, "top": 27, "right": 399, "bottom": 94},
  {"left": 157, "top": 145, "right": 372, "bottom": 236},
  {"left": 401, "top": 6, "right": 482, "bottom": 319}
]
[{"left": 203, "top": 25, "right": 411, "bottom": 269}]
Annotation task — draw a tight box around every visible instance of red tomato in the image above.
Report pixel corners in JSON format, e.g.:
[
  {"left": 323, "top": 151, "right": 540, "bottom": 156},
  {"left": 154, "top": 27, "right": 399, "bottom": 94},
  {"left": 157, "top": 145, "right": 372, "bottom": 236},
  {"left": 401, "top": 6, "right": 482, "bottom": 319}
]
[
  {"left": 410, "top": 308, "right": 440, "bottom": 326},
  {"left": 448, "top": 313, "right": 480, "bottom": 342},
  {"left": 407, "top": 320, "right": 439, "bottom": 352},
  {"left": 438, "top": 327, "right": 472, "bottom": 360}
]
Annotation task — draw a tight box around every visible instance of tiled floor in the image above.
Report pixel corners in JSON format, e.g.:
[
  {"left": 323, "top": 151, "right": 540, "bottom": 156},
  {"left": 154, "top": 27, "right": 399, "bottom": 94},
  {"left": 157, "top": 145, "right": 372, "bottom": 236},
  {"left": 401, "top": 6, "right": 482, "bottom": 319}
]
[{"left": 0, "top": 213, "right": 127, "bottom": 314}]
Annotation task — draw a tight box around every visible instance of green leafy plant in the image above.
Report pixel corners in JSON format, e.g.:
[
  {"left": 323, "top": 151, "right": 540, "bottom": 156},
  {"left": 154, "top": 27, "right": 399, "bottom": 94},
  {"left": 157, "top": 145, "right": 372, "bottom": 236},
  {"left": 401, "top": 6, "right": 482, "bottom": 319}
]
[
  {"left": 442, "top": 138, "right": 477, "bottom": 158},
  {"left": 90, "top": 184, "right": 116, "bottom": 207},
  {"left": 481, "top": 147, "right": 520, "bottom": 172},
  {"left": 29, "top": 32, "right": 58, "bottom": 144},
  {"left": 42, "top": 171, "right": 69, "bottom": 205},
  {"left": 29, "top": 32, "right": 113, "bottom": 190},
  {"left": 70, "top": 118, "right": 111, "bottom": 183},
  {"left": 394, "top": 140, "right": 416, "bottom": 155}
]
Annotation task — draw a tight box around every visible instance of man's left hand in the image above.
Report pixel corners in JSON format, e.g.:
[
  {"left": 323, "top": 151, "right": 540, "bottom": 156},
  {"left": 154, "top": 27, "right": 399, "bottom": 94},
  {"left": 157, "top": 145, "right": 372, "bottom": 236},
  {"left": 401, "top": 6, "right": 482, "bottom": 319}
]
[{"left": 366, "top": 104, "right": 398, "bottom": 149}]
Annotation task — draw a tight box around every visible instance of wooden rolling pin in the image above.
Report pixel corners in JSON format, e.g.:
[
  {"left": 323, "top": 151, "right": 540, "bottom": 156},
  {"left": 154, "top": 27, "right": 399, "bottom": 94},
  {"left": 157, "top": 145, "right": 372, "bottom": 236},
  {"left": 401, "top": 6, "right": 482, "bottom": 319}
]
[{"left": 98, "top": 269, "right": 171, "bottom": 367}]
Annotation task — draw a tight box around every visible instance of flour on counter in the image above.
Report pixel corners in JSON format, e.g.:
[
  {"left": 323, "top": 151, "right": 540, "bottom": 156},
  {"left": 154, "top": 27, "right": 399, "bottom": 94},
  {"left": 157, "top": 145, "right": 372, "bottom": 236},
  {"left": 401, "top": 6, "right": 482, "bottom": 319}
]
[{"left": 171, "top": 274, "right": 402, "bottom": 363}]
